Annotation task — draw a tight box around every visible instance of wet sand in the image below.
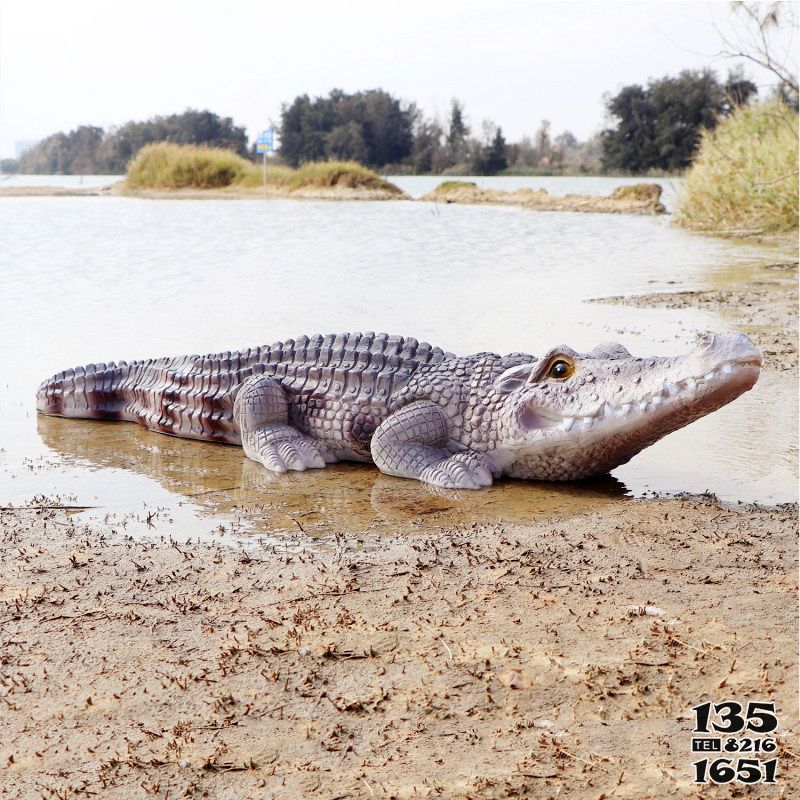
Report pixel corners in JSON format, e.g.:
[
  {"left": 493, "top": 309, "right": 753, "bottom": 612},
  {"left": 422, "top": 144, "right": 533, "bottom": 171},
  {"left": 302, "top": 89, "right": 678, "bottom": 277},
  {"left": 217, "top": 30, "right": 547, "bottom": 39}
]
[
  {"left": 2, "top": 497, "right": 797, "bottom": 800},
  {"left": 1, "top": 258, "right": 798, "bottom": 798}
]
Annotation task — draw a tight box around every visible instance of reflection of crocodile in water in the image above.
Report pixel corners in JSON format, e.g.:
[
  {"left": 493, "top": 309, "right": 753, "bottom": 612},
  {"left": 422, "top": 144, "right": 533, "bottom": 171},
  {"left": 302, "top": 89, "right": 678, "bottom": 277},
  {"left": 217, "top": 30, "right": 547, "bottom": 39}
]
[
  {"left": 37, "top": 413, "right": 630, "bottom": 535},
  {"left": 37, "top": 331, "right": 761, "bottom": 490}
]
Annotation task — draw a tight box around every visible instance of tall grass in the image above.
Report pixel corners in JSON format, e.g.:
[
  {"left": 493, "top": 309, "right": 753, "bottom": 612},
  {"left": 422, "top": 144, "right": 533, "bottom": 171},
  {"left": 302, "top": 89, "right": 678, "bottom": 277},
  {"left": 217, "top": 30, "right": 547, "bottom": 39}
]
[
  {"left": 126, "top": 143, "right": 251, "bottom": 189},
  {"left": 126, "top": 143, "right": 403, "bottom": 194},
  {"left": 675, "top": 101, "right": 799, "bottom": 234}
]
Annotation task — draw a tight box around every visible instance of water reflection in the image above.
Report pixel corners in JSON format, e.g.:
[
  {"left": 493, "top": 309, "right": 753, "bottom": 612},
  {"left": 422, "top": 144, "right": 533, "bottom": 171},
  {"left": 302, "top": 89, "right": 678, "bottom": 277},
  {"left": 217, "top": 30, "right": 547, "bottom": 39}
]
[{"left": 36, "top": 413, "right": 630, "bottom": 540}]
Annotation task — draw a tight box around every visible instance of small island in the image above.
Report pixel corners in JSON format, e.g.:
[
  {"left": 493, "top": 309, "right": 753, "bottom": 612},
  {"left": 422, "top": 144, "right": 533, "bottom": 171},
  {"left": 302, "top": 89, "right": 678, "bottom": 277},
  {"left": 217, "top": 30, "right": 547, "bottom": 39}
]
[{"left": 422, "top": 180, "right": 666, "bottom": 215}]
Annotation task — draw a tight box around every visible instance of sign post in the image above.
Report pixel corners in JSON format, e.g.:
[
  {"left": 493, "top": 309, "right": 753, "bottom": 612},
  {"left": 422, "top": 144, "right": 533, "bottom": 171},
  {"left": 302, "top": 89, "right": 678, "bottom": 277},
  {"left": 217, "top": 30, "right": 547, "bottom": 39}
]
[{"left": 256, "top": 129, "right": 275, "bottom": 195}]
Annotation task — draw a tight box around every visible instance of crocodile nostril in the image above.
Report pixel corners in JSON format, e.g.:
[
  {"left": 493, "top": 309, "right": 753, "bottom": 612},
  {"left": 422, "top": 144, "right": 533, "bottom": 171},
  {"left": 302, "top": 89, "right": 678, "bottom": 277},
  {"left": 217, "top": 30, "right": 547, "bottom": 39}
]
[{"left": 697, "top": 333, "right": 715, "bottom": 352}]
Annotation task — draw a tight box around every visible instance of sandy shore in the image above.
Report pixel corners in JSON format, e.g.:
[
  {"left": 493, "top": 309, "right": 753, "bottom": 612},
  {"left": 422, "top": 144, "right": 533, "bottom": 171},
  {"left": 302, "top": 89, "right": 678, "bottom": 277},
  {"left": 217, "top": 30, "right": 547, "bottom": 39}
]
[{"left": 2, "top": 496, "right": 797, "bottom": 800}]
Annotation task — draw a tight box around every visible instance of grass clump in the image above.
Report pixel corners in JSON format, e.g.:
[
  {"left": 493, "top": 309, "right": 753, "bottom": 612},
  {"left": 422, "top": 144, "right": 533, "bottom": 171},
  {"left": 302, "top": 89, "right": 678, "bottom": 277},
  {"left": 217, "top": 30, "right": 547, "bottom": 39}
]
[
  {"left": 128, "top": 146, "right": 402, "bottom": 196},
  {"left": 610, "top": 183, "right": 662, "bottom": 202},
  {"left": 289, "top": 161, "right": 402, "bottom": 193},
  {"left": 240, "top": 160, "right": 401, "bottom": 192},
  {"left": 126, "top": 143, "right": 251, "bottom": 189},
  {"left": 436, "top": 180, "right": 478, "bottom": 191},
  {"left": 675, "top": 101, "right": 799, "bottom": 234}
]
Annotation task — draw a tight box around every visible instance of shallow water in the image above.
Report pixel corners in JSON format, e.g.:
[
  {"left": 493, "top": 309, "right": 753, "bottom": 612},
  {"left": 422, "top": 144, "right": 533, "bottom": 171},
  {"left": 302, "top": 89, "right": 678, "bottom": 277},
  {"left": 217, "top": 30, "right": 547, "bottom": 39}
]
[
  {"left": 0, "top": 184, "right": 796, "bottom": 540},
  {"left": 0, "top": 174, "right": 123, "bottom": 189}
]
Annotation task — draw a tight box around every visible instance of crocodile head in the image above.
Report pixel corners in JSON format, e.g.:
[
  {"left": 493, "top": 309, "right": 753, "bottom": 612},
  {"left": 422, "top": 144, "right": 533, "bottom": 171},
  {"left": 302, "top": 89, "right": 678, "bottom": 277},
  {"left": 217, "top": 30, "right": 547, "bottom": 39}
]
[{"left": 493, "top": 333, "right": 762, "bottom": 480}]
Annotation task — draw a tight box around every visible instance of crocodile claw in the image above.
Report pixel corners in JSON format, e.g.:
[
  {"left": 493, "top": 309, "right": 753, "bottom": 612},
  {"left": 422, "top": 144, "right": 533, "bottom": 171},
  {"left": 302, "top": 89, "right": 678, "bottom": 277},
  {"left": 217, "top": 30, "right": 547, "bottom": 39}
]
[
  {"left": 419, "top": 452, "right": 495, "bottom": 490},
  {"left": 247, "top": 429, "right": 332, "bottom": 473}
]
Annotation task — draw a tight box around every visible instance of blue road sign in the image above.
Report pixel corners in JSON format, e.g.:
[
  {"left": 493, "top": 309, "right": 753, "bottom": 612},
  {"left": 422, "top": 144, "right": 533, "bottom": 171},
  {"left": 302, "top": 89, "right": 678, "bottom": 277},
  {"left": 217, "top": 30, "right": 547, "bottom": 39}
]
[{"left": 256, "top": 128, "right": 275, "bottom": 152}]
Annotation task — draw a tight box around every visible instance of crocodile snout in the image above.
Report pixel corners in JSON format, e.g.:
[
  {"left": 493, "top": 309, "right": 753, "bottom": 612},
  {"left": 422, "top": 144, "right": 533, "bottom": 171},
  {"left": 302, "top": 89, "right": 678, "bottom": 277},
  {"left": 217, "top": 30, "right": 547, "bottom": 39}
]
[{"left": 693, "top": 332, "right": 762, "bottom": 368}]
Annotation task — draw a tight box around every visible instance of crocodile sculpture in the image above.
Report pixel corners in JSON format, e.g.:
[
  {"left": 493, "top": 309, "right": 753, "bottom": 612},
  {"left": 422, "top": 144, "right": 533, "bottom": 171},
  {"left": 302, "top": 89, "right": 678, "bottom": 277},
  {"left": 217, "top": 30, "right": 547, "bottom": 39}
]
[{"left": 36, "top": 332, "right": 761, "bottom": 489}]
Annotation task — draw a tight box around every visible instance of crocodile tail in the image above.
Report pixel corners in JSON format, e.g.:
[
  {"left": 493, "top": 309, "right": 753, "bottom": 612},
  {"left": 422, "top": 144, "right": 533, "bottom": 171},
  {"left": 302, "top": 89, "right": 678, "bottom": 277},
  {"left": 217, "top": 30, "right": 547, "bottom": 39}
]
[{"left": 36, "top": 362, "right": 134, "bottom": 420}]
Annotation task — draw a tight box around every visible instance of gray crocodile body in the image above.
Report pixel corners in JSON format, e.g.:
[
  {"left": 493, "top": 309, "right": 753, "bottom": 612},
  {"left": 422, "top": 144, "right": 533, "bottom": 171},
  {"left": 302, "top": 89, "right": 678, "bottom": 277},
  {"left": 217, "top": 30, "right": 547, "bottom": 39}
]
[{"left": 37, "top": 331, "right": 762, "bottom": 488}]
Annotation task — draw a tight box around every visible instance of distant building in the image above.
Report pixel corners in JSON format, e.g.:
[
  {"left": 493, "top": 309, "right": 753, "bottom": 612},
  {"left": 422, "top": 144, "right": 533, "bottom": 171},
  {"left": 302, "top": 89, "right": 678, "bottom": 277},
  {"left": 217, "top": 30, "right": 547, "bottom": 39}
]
[{"left": 15, "top": 139, "right": 38, "bottom": 158}]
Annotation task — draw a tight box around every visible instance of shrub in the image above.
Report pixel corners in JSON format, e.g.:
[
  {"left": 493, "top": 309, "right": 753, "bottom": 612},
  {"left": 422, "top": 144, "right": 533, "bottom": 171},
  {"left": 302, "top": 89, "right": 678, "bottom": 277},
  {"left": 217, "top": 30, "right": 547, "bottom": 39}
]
[
  {"left": 674, "top": 101, "right": 799, "bottom": 234},
  {"left": 126, "top": 143, "right": 252, "bottom": 189}
]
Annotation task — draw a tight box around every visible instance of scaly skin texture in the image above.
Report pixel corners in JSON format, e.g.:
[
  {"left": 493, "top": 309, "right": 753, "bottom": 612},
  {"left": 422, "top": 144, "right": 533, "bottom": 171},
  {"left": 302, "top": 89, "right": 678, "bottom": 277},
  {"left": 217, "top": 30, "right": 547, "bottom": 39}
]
[{"left": 36, "top": 331, "right": 762, "bottom": 489}]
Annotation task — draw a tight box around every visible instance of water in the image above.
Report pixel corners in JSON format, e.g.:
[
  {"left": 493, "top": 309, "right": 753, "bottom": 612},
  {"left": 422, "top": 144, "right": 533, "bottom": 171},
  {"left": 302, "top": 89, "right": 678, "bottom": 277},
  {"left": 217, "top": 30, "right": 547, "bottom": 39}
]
[
  {"left": 0, "top": 179, "right": 795, "bottom": 540},
  {"left": 0, "top": 174, "right": 123, "bottom": 189}
]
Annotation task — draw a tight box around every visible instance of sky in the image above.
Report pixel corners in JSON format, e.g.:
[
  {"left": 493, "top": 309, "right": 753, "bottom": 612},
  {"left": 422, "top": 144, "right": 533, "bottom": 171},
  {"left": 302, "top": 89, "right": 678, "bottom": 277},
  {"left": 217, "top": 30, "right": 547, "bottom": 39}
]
[{"left": 0, "top": 0, "right": 796, "bottom": 158}]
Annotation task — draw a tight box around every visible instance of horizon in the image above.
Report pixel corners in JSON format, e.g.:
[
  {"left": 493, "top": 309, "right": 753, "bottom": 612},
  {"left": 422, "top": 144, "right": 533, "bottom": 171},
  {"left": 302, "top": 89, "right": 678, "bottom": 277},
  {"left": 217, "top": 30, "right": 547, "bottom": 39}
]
[{"left": 1, "top": 0, "right": 796, "bottom": 160}]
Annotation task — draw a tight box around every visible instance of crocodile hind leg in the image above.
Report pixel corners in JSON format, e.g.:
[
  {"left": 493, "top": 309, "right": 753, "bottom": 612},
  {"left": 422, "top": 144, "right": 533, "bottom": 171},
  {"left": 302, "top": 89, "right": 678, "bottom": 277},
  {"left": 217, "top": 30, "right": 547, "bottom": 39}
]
[
  {"left": 234, "top": 375, "right": 333, "bottom": 473},
  {"left": 371, "top": 400, "right": 497, "bottom": 489}
]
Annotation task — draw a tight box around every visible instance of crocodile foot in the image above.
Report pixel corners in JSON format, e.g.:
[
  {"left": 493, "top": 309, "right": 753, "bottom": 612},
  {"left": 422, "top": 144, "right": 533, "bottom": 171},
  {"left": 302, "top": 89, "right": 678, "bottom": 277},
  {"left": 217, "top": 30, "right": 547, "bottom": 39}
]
[
  {"left": 419, "top": 452, "right": 495, "bottom": 489},
  {"left": 371, "top": 400, "right": 497, "bottom": 490},
  {"left": 243, "top": 424, "right": 335, "bottom": 473}
]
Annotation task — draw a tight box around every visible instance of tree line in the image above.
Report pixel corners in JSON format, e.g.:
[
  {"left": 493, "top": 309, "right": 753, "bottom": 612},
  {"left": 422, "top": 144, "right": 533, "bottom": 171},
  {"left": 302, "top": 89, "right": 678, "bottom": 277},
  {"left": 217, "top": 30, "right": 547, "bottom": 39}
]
[
  {"left": 8, "top": 110, "right": 247, "bottom": 175},
  {"left": 4, "top": 67, "right": 778, "bottom": 177},
  {"left": 278, "top": 89, "right": 601, "bottom": 175}
]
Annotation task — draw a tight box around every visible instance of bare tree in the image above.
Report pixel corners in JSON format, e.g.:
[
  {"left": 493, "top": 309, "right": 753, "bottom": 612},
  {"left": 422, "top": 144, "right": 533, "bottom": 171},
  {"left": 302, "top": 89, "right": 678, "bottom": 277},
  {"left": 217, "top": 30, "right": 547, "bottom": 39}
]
[{"left": 716, "top": 2, "right": 798, "bottom": 99}]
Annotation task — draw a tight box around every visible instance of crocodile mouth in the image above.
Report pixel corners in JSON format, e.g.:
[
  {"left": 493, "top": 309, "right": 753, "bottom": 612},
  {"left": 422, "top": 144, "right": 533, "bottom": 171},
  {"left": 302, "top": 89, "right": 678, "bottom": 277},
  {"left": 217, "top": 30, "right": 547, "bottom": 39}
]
[{"left": 518, "top": 357, "right": 761, "bottom": 437}]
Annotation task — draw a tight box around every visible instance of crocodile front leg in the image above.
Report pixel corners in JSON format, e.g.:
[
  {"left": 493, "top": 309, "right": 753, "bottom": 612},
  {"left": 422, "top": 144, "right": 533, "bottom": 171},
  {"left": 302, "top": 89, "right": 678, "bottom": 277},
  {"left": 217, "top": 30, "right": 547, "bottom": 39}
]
[
  {"left": 371, "top": 400, "right": 496, "bottom": 489},
  {"left": 234, "top": 375, "right": 334, "bottom": 473}
]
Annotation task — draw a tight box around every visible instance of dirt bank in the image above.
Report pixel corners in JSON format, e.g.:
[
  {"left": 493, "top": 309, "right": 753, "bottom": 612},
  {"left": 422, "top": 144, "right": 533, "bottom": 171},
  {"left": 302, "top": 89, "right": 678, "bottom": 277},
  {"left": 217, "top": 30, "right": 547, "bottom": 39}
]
[
  {"left": 1, "top": 497, "right": 797, "bottom": 800},
  {"left": 0, "top": 183, "right": 408, "bottom": 202},
  {"left": 421, "top": 181, "right": 666, "bottom": 215}
]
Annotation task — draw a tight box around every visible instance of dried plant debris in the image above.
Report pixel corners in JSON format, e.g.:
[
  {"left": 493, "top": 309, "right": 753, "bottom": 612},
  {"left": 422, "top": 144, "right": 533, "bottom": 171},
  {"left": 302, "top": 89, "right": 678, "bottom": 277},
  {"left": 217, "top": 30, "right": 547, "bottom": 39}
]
[{"left": 1, "top": 494, "right": 797, "bottom": 798}]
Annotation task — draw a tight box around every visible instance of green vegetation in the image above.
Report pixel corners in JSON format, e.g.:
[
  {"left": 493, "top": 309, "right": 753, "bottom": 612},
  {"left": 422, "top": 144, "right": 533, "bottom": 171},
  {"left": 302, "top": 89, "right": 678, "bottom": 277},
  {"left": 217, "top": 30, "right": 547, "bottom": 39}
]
[
  {"left": 18, "top": 110, "right": 247, "bottom": 175},
  {"left": 281, "top": 89, "right": 415, "bottom": 169},
  {"left": 601, "top": 69, "right": 757, "bottom": 173},
  {"left": 436, "top": 181, "right": 477, "bottom": 191},
  {"left": 126, "top": 143, "right": 252, "bottom": 189},
  {"left": 125, "top": 143, "right": 402, "bottom": 194},
  {"left": 675, "top": 102, "right": 799, "bottom": 234}
]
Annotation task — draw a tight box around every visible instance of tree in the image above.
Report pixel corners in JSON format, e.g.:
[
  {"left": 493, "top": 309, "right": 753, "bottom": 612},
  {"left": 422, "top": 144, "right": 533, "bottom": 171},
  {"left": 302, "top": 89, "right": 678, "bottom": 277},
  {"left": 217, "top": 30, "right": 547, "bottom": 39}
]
[
  {"left": 279, "top": 89, "right": 415, "bottom": 168},
  {"left": 648, "top": 70, "right": 727, "bottom": 170},
  {"left": 325, "top": 121, "right": 368, "bottom": 163},
  {"left": 601, "top": 84, "right": 659, "bottom": 172},
  {"left": 410, "top": 118, "right": 446, "bottom": 173},
  {"left": 534, "top": 120, "right": 552, "bottom": 163},
  {"left": 601, "top": 69, "right": 757, "bottom": 173},
  {"left": 18, "top": 110, "right": 248, "bottom": 174},
  {"left": 446, "top": 99, "right": 470, "bottom": 165},
  {"left": 716, "top": 2, "right": 798, "bottom": 105},
  {"left": 471, "top": 123, "right": 507, "bottom": 175}
]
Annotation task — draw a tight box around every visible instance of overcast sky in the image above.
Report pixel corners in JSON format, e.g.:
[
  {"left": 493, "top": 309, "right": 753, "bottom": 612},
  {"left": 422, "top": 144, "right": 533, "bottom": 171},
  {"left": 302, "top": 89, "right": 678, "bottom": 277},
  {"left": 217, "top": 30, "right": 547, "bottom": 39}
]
[{"left": 0, "top": 0, "right": 796, "bottom": 158}]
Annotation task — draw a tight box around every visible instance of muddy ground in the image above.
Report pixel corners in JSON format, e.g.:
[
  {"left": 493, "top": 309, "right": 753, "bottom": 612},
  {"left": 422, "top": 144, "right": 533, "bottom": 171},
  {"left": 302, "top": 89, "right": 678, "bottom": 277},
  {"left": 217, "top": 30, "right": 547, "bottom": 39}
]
[{"left": 1, "top": 264, "right": 798, "bottom": 799}]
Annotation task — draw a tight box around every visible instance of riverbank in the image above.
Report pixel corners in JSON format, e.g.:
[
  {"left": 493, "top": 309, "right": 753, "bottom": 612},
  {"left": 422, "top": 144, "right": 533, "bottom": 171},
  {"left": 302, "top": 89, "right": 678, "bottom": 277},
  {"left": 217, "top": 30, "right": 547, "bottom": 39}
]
[
  {"left": 0, "top": 180, "right": 408, "bottom": 202},
  {"left": 2, "top": 493, "right": 797, "bottom": 800}
]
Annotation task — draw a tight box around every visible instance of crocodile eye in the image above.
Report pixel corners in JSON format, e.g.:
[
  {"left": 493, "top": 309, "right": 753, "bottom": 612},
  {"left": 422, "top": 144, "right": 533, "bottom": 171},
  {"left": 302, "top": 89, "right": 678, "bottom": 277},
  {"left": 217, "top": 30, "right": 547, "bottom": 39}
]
[{"left": 547, "top": 359, "right": 574, "bottom": 380}]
